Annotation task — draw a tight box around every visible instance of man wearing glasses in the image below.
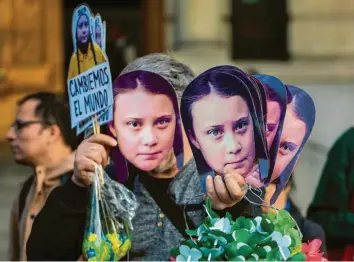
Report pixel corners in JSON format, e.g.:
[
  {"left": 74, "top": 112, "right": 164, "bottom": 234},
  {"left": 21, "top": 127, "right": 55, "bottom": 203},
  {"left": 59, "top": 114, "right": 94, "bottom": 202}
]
[{"left": 6, "top": 92, "right": 78, "bottom": 261}]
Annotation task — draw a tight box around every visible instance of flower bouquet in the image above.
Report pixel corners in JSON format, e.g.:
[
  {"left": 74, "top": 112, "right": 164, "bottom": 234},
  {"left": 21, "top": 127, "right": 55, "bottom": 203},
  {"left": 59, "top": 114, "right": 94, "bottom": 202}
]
[
  {"left": 170, "top": 199, "right": 310, "bottom": 261},
  {"left": 82, "top": 166, "right": 139, "bottom": 261}
]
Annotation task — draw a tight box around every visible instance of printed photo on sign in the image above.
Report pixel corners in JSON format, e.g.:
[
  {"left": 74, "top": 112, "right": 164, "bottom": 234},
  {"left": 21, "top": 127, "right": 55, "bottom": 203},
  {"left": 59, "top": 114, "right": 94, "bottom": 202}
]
[
  {"left": 67, "top": 4, "right": 113, "bottom": 128},
  {"left": 92, "top": 15, "right": 105, "bottom": 51},
  {"left": 76, "top": 13, "right": 107, "bottom": 131},
  {"left": 181, "top": 69, "right": 269, "bottom": 193},
  {"left": 102, "top": 21, "right": 106, "bottom": 52},
  {"left": 253, "top": 74, "right": 287, "bottom": 184},
  {"left": 270, "top": 85, "right": 316, "bottom": 204},
  {"left": 107, "top": 70, "right": 184, "bottom": 183},
  {"left": 68, "top": 4, "right": 107, "bottom": 79}
]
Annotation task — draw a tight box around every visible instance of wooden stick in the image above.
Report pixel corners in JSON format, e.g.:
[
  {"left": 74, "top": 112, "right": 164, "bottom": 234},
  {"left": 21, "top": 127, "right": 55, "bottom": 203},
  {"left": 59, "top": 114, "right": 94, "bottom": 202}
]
[
  {"left": 91, "top": 114, "right": 105, "bottom": 200},
  {"left": 92, "top": 114, "right": 99, "bottom": 135}
]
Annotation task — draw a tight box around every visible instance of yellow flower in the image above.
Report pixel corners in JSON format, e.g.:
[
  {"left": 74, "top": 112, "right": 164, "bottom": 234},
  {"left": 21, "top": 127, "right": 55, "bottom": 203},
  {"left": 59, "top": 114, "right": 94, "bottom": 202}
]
[
  {"left": 88, "top": 233, "right": 98, "bottom": 242},
  {"left": 112, "top": 244, "right": 120, "bottom": 255},
  {"left": 99, "top": 244, "right": 110, "bottom": 261},
  {"left": 117, "top": 240, "right": 131, "bottom": 259},
  {"left": 107, "top": 233, "right": 122, "bottom": 248}
]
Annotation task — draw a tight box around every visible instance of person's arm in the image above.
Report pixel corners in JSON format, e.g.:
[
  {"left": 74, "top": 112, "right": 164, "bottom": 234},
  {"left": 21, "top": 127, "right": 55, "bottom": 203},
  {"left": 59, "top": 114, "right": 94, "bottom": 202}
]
[
  {"left": 26, "top": 179, "right": 89, "bottom": 261},
  {"left": 307, "top": 128, "right": 354, "bottom": 241}
]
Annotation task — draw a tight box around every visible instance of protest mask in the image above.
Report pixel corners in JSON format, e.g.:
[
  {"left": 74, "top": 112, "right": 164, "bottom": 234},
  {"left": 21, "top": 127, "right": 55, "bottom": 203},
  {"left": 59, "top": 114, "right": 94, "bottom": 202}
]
[{"left": 108, "top": 70, "right": 184, "bottom": 182}]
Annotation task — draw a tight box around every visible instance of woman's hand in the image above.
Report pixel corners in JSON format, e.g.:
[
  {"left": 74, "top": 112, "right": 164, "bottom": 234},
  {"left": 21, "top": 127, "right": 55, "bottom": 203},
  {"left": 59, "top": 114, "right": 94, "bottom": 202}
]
[
  {"left": 206, "top": 169, "right": 247, "bottom": 210},
  {"left": 72, "top": 134, "right": 117, "bottom": 187}
]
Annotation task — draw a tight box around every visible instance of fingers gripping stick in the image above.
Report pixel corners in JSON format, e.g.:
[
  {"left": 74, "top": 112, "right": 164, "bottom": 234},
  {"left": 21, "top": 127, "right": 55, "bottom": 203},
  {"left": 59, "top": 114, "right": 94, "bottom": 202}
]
[{"left": 92, "top": 114, "right": 105, "bottom": 199}]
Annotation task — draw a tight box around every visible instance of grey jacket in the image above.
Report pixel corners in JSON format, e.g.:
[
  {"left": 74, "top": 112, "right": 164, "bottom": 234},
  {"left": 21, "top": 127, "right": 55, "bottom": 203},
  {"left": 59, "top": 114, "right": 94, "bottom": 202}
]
[
  {"left": 129, "top": 159, "right": 259, "bottom": 260},
  {"left": 130, "top": 159, "right": 204, "bottom": 260}
]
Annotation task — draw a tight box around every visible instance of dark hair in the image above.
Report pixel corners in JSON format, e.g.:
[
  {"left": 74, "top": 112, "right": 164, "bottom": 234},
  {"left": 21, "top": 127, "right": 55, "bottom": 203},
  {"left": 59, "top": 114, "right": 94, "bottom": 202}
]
[
  {"left": 200, "top": 66, "right": 268, "bottom": 135},
  {"left": 181, "top": 70, "right": 268, "bottom": 182},
  {"left": 18, "top": 92, "right": 78, "bottom": 150},
  {"left": 107, "top": 70, "right": 184, "bottom": 182},
  {"left": 271, "top": 85, "right": 316, "bottom": 204},
  {"left": 75, "top": 12, "right": 97, "bottom": 74},
  {"left": 285, "top": 85, "right": 293, "bottom": 104}
]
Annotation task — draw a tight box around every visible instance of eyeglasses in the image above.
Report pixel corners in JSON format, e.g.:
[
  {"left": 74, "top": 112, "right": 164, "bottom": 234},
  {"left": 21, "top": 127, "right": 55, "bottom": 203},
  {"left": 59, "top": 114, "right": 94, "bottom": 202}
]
[{"left": 11, "top": 120, "right": 43, "bottom": 132}]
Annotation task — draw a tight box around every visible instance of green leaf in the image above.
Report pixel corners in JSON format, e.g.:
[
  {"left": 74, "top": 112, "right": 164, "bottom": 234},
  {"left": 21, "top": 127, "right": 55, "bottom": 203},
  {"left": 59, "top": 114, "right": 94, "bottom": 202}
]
[
  {"left": 288, "top": 229, "right": 302, "bottom": 250},
  {"left": 235, "top": 217, "right": 246, "bottom": 229},
  {"left": 200, "top": 238, "right": 214, "bottom": 249},
  {"left": 268, "top": 240, "right": 280, "bottom": 250},
  {"left": 266, "top": 211, "right": 276, "bottom": 222},
  {"left": 287, "top": 252, "right": 306, "bottom": 261},
  {"left": 261, "top": 218, "right": 275, "bottom": 233},
  {"left": 254, "top": 246, "right": 267, "bottom": 258},
  {"left": 204, "top": 218, "right": 213, "bottom": 227},
  {"left": 204, "top": 198, "right": 220, "bottom": 219},
  {"left": 186, "top": 229, "right": 198, "bottom": 236},
  {"left": 210, "top": 218, "right": 222, "bottom": 226},
  {"left": 245, "top": 219, "right": 256, "bottom": 232},
  {"left": 237, "top": 244, "right": 253, "bottom": 257},
  {"left": 225, "top": 243, "right": 238, "bottom": 259},
  {"left": 200, "top": 246, "right": 224, "bottom": 259},
  {"left": 229, "top": 255, "right": 247, "bottom": 261},
  {"left": 226, "top": 212, "right": 233, "bottom": 223},
  {"left": 207, "top": 234, "right": 228, "bottom": 246},
  {"left": 266, "top": 248, "right": 283, "bottom": 261},
  {"left": 170, "top": 247, "right": 180, "bottom": 257},
  {"left": 247, "top": 253, "right": 260, "bottom": 261},
  {"left": 211, "top": 229, "right": 229, "bottom": 239},
  {"left": 181, "top": 239, "right": 199, "bottom": 249},
  {"left": 197, "top": 224, "right": 209, "bottom": 235},
  {"left": 277, "top": 210, "right": 295, "bottom": 228},
  {"left": 226, "top": 234, "right": 235, "bottom": 243},
  {"left": 248, "top": 232, "right": 271, "bottom": 246},
  {"left": 232, "top": 229, "right": 250, "bottom": 243}
]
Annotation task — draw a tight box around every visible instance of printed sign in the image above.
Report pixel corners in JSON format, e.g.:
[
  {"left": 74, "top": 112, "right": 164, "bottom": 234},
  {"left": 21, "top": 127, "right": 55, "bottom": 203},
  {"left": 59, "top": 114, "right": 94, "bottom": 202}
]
[
  {"left": 77, "top": 13, "right": 110, "bottom": 134},
  {"left": 68, "top": 61, "right": 113, "bottom": 127},
  {"left": 67, "top": 4, "right": 113, "bottom": 129}
]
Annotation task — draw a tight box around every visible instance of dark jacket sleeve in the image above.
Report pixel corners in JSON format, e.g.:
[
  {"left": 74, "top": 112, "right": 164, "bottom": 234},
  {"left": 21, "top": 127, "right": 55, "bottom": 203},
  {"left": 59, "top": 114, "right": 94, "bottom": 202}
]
[
  {"left": 307, "top": 128, "right": 354, "bottom": 247},
  {"left": 301, "top": 219, "right": 328, "bottom": 257},
  {"left": 26, "top": 178, "right": 89, "bottom": 261}
]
